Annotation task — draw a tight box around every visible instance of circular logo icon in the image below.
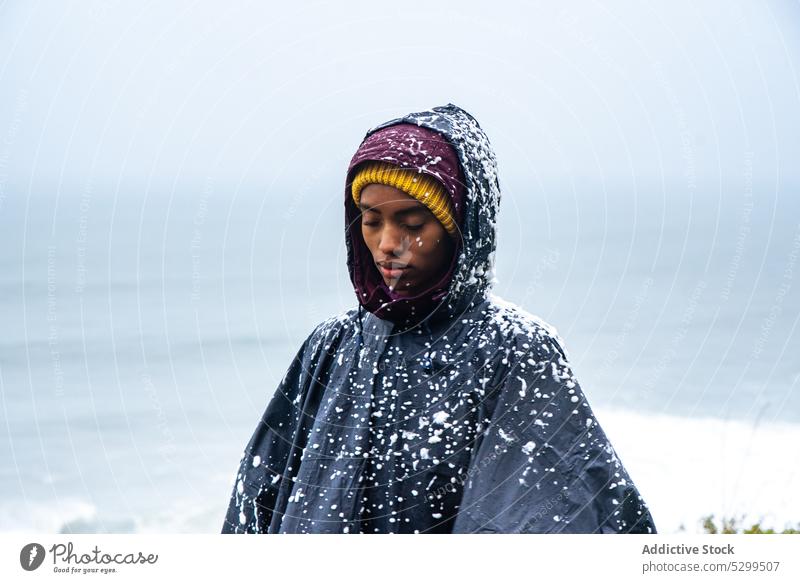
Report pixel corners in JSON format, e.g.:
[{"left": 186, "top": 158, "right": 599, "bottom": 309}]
[{"left": 20, "top": 543, "right": 46, "bottom": 571}]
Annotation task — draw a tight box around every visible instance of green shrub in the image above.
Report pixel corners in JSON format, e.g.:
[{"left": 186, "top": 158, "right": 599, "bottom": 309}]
[{"left": 701, "top": 514, "right": 800, "bottom": 534}]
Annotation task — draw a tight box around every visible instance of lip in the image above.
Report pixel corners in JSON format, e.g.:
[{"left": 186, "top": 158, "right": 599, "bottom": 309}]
[
  {"left": 379, "top": 265, "right": 408, "bottom": 278},
  {"left": 377, "top": 261, "right": 411, "bottom": 278}
]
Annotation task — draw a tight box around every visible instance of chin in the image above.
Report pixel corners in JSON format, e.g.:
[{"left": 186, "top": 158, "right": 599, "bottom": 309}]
[{"left": 386, "top": 281, "right": 414, "bottom": 296}]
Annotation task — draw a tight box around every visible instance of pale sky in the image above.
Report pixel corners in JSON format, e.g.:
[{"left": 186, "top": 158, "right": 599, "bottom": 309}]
[{"left": 1, "top": 0, "right": 799, "bottom": 199}]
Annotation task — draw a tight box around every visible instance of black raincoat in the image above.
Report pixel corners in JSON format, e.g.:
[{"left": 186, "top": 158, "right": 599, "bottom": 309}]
[{"left": 222, "top": 104, "right": 657, "bottom": 534}]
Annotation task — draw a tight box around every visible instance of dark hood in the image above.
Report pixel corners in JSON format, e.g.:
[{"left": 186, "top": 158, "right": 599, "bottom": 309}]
[{"left": 344, "top": 103, "right": 501, "bottom": 330}]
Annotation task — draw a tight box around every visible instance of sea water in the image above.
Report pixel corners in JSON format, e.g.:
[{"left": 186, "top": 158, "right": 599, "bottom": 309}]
[{"left": 1, "top": 182, "right": 797, "bottom": 533}]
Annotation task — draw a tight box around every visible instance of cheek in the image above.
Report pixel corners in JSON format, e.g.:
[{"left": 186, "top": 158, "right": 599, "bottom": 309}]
[
  {"left": 413, "top": 229, "right": 449, "bottom": 262},
  {"left": 360, "top": 226, "right": 377, "bottom": 252}
]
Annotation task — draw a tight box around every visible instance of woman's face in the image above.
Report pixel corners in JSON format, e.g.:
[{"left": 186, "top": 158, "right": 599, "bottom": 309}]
[{"left": 358, "top": 184, "right": 455, "bottom": 297}]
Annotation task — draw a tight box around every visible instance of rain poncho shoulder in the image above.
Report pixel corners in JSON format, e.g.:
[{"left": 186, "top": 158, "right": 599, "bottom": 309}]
[{"left": 222, "top": 104, "right": 657, "bottom": 534}]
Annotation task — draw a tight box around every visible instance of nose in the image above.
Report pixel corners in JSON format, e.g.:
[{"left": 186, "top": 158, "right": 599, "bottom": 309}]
[{"left": 378, "top": 224, "right": 410, "bottom": 257}]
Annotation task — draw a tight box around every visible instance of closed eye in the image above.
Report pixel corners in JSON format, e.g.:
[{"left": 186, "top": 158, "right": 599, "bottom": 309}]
[{"left": 360, "top": 211, "right": 426, "bottom": 231}]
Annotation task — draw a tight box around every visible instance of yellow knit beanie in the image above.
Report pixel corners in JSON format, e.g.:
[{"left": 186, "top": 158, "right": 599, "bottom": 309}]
[{"left": 351, "top": 161, "right": 458, "bottom": 237}]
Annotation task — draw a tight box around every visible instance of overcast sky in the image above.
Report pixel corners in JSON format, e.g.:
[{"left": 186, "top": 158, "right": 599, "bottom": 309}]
[{"left": 1, "top": 0, "right": 799, "bottom": 201}]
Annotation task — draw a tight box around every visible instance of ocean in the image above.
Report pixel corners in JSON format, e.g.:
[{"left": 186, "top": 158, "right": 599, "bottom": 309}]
[{"left": 1, "top": 180, "right": 798, "bottom": 534}]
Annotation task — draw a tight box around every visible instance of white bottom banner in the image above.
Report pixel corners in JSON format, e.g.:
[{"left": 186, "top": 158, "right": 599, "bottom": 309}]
[{"left": 2, "top": 534, "right": 798, "bottom": 582}]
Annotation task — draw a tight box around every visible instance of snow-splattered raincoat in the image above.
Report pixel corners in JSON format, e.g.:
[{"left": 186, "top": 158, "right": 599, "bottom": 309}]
[{"left": 222, "top": 104, "right": 657, "bottom": 534}]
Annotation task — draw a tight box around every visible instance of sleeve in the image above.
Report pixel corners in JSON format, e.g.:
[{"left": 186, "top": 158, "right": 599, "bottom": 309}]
[
  {"left": 451, "top": 329, "right": 657, "bottom": 534},
  {"left": 221, "top": 335, "right": 312, "bottom": 534}
]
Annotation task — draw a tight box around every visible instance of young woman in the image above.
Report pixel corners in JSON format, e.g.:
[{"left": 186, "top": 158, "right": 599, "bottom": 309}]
[{"left": 222, "top": 103, "right": 657, "bottom": 534}]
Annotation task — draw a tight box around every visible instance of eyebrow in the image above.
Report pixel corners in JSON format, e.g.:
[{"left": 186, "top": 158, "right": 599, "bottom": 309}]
[{"left": 357, "top": 203, "right": 428, "bottom": 217}]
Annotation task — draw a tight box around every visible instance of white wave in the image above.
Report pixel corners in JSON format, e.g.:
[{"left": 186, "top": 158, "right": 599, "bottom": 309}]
[
  {"left": 0, "top": 497, "right": 97, "bottom": 534},
  {"left": 596, "top": 407, "right": 800, "bottom": 533}
]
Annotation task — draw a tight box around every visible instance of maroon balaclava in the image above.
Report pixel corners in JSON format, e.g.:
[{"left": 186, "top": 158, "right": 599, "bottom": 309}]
[{"left": 345, "top": 123, "right": 466, "bottom": 328}]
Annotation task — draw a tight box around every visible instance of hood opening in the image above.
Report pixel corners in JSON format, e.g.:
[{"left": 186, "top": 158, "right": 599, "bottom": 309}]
[{"left": 344, "top": 105, "right": 501, "bottom": 331}]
